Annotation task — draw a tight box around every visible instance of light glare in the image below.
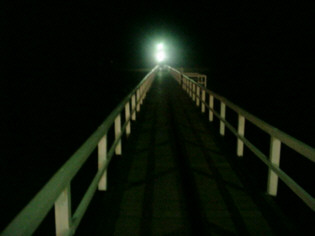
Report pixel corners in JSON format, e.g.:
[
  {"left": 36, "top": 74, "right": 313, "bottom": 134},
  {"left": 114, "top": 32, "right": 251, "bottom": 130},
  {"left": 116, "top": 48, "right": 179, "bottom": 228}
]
[
  {"left": 157, "top": 43, "right": 164, "bottom": 50},
  {"left": 156, "top": 51, "right": 166, "bottom": 62}
]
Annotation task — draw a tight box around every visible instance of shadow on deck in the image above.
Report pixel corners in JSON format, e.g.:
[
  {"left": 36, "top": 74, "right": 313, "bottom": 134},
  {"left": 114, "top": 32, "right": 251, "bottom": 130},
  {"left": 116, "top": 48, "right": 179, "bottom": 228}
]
[{"left": 74, "top": 72, "right": 295, "bottom": 236}]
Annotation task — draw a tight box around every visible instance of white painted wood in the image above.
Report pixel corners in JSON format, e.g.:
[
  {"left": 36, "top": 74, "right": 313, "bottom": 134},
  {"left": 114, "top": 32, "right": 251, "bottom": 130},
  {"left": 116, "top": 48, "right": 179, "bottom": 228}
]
[
  {"left": 209, "top": 94, "right": 214, "bottom": 121},
  {"left": 143, "top": 84, "right": 146, "bottom": 100},
  {"left": 131, "top": 94, "right": 136, "bottom": 121},
  {"left": 136, "top": 89, "right": 140, "bottom": 112},
  {"left": 115, "top": 115, "right": 122, "bottom": 155},
  {"left": 185, "top": 78, "right": 188, "bottom": 93},
  {"left": 125, "top": 102, "right": 131, "bottom": 137},
  {"left": 267, "top": 137, "right": 281, "bottom": 196},
  {"left": 98, "top": 136, "right": 107, "bottom": 190},
  {"left": 184, "top": 72, "right": 207, "bottom": 88},
  {"left": 237, "top": 115, "right": 245, "bottom": 157},
  {"left": 220, "top": 101, "right": 226, "bottom": 136},
  {"left": 201, "top": 89, "right": 206, "bottom": 113},
  {"left": 54, "top": 186, "right": 71, "bottom": 236},
  {"left": 196, "top": 86, "right": 200, "bottom": 106},
  {"left": 140, "top": 85, "right": 144, "bottom": 105},
  {"left": 189, "top": 81, "right": 192, "bottom": 97}
]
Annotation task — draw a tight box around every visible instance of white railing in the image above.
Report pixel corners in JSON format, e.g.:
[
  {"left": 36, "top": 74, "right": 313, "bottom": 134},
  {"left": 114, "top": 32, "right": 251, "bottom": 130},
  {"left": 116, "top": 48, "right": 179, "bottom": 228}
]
[
  {"left": 184, "top": 72, "right": 207, "bottom": 88},
  {"left": 169, "top": 66, "right": 315, "bottom": 211},
  {"left": 1, "top": 66, "right": 158, "bottom": 236}
]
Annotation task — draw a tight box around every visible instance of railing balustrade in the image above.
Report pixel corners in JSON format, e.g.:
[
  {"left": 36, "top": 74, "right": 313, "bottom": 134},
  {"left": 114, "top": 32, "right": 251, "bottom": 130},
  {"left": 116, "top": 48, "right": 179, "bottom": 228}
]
[
  {"left": 1, "top": 66, "right": 158, "bottom": 236},
  {"left": 169, "top": 66, "right": 315, "bottom": 211},
  {"left": 2, "top": 65, "right": 314, "bottom": 236}
]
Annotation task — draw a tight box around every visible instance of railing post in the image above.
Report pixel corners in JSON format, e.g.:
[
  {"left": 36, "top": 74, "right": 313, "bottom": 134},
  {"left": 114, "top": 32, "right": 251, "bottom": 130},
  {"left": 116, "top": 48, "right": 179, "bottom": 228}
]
[
  {"left": 140, "top": 85, "right": 144, "bottom": 105},
  {"left": 186, "top": 80, "right": 188, "bottom": 94},
  {"left": 115, "top": 114, "right": 122, "bottom": 155},
  {"left": 142, "top": 83, "right": 147, "bottom": 101},
  {"left": 55, "top": 185, "right": 71, "bottom": 236},
  {"left": 201, "top": 89, "right": 206, "bottom": 113},
  {"left": 220, "top": 101, "right": 226, "bottom": 136},
  {"left": 141, "top": 83, "right": 146, "bottom": 103},
  {"left": 196, "top": 86, "right": 200, "bottom": 107},
  {"left": 189, "top": 81, "right": 192, "bottom": 98},
  {"left": 131, "top": 94, "right": 136, "bottom": 121},
  {"left": 136, "top": 89, "right": 140, "bottom": 112},
  {"left": 182, "top": 74, "right": 185, "bottom": 90},
  {"left": 192, "top": 83, "right": 196, "bottom": 101},
  {"left": 237, "top": 115, "right": 245, "bottom": 157},
  {"left": 267, "top": 137, "right": 281, "bottom": 196},
  {"left": 125, "top": 102, "right": 131, "bottom": 137},
  {"left": 98, "top": 135, "right": 107, "bottom": 190},
  {"left": 209, "top": 94, "right": 214, "bottom": 121}
]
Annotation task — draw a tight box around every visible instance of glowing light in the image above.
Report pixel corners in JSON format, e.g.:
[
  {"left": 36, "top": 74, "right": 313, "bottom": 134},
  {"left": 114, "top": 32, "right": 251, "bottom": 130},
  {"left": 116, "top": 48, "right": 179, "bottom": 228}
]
[
  {"left": 157, "top": 43, "right": 164, "bottom": 50},
  {"left": 155, "top": 42, "right": 166, "bottom": 63},
  {"left": 156, "top": 51, "right": 166, "bottom": 62}
]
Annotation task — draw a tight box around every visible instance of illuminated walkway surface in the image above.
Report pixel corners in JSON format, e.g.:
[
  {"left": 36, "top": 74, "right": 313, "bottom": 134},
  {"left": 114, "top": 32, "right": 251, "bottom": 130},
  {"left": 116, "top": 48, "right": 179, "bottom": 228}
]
[{"left": 75, "top": 73, "right": 289, "bottom": 236}]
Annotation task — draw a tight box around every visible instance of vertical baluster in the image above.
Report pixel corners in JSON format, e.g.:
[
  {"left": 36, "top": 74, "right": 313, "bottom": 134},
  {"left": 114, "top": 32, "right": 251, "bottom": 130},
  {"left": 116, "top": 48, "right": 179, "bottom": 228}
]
[
  {"left": 220, "top": 101, "right": 226, "bottom": 136},
  {"left": 142, "top": 84, "right": 145, "bottom": 103},
  {"left": 192, "top": 83, "right": 196, "bottom": 101},
  {"left": 267, "top": 137, "right": 281, "bottom": 196},
  {"left": 237, "top": 115, "right": 245, "bottom": 157},
  {"left": 209, "top": 94, "right": 214, "bottom": 121},
  {"left": 98, "top": 135, "right": 107, "bottom": 190},
  {"left": 201, "top": 89, "right": 206, "bottom": 113},
  {"left": 125, "top": 102, "right": 131, "bottom": 137},
  {"left": 182, "top": 74, "right": 185, "bottom": 90},
  {"left": 196, "top": 86, "right": 200, "bottom": 106},
  {"left": 136, "top": 89, "right": 140, "bottom": 112},
  {"left": 115, "top": 114, "right": 122, "bottom": 155},
  {"left": 140, "top": 85, "right": 143, "bottom": 105},
  {"left": 131, "top": 94, "right": 136, "bottom": 121},
  {"left": 55, "top": 185, "right": 71, "bottom": 236}
]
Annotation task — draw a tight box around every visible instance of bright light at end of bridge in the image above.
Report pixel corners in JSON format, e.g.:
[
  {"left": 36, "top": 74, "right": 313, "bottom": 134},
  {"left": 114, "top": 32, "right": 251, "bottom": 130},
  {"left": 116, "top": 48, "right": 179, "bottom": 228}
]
[
  {"left": 156, "top": 51, "right": 166, "bottom": 63},
  {"left": 157, "top": 43, "right": 164, "bottom": 50},
  {"left": 155, "top": 42, "right": 166, "bottom": 63}
]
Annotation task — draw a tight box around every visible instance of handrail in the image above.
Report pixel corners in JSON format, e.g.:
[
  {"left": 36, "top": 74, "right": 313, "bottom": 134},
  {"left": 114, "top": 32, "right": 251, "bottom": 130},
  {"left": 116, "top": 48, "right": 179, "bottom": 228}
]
[
  {"left": 168, "top": 66, "right": 315, "bottom": 211},
  {"left": 1, "top": 66, "right": 159, "bottom": 236}
]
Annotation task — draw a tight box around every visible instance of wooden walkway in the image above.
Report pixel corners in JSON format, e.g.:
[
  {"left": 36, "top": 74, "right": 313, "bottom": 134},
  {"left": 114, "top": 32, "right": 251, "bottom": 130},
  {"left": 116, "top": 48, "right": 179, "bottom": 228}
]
[{"left": 75, "top": 72, "right": 290, "bottom": 236}]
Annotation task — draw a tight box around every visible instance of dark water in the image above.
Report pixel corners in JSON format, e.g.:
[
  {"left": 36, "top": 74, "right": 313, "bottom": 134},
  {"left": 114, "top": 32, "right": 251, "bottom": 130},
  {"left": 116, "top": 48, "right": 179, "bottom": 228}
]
[{"left": 1, "top": 68, "right": 313, "bottom": 233}]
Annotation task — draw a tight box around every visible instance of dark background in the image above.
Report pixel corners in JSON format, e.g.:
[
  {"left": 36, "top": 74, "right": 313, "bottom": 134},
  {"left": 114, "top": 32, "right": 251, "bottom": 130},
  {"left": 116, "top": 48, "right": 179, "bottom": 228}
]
[
  {"left": 2, "top": 1, "right": 314, "bottom": 140},
  {"left": 1, "top": 0, "right": 314, "bottom": 232}
]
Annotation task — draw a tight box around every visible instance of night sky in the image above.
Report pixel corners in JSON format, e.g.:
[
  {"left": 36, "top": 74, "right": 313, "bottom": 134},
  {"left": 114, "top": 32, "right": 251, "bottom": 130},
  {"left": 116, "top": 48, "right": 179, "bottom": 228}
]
[
  {"left": 1, "top": 0, "right": 314, "bottom": 230},
  {"left": 2, "top": 1, "right": 314, "bottom": 154},
  {"left": 3, "top": 2, "right": 314, "bottom": 68}
]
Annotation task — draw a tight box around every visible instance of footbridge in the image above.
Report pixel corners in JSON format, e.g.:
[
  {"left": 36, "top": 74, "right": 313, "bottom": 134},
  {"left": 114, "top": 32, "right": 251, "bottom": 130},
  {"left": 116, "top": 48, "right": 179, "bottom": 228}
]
[{"left": 2, "top": 66, "right": 314, "bottom": 235}]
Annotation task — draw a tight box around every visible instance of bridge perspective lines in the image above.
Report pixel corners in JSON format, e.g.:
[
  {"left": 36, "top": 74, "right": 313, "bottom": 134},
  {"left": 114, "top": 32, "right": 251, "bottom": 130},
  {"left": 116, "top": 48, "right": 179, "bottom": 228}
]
[
  {"left": 2, "top": 67, "right": 313, "bottom": 236},
  {"left": 75, "top": 72, "right": 281, "bottom": 235}
]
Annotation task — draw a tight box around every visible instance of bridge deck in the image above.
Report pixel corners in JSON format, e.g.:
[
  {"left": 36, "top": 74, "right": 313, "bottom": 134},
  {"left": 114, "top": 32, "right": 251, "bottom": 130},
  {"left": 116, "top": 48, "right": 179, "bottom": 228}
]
[{"left": 75, "top": 72, "right": 281, "bottom": 235}]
